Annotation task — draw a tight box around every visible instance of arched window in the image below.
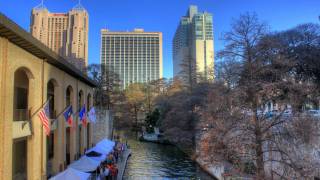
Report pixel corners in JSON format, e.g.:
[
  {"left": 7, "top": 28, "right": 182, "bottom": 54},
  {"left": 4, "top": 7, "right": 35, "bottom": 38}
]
[
  {"left": 13, "top": 69, "right": 29, "bottom": 121},
  {"left": 13, "top": 67, "right": 33, "bottom": 179},
  {"left": 47, "top": 80, "right": 55, "bottom": 118},
  {"left": 78, "top": 90, "right": 84, "bottom": 155},
  {"left": 86, "top": 93, "right": 92, "bottom": 148},
  {"left": 46, "top": 79, "right": 58, "bottom": 177},
  {"left": 78, "top": 90, "right": 84, "bottom": 110},
  {"left": 66, "top": 86, "right": 73, "bottom": 107},
  {"left": 65, "top": 85, "right": 73, "bottom": 165},
  {"left": 86, "top": 93, "right": 91, "bottom": 111}
]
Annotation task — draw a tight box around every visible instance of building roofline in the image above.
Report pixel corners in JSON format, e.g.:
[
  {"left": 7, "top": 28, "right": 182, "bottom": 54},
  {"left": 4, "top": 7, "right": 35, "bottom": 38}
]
[
  {"left": 101, "top": 29, "right": 162, "bottom": 34},
  {"left": 0, "top": 13, "right": 97, "bottom": 87}
]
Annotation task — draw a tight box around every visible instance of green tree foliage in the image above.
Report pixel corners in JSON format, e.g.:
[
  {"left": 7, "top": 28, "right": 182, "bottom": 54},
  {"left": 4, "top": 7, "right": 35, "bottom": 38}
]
[
  {"left": 124, "top": 83, "right": 146, "bottom": 126},
  {"left": 112, "top": 78, "right": 168, "bottom": 129},
  {"left": 145, "top": 108, "right": 160, "bottom": 133}
]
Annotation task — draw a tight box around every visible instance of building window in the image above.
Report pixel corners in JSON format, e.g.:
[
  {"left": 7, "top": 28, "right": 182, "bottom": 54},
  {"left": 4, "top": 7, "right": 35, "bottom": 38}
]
[
  {"left": 13, "top": 69, "right": 29, "bottom": 121},
  {"left": 47, "top": 80, "right": 56, "bottom": 119}
]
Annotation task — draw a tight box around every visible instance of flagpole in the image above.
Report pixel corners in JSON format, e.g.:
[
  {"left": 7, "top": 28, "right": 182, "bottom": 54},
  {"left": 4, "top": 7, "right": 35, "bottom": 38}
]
[
  {"left": 29, "top": 96, "right": 51, "bottom": 119},
  {"left": 55, "top": 105, "right": 71, "bottom": 119},
  {"left": 51, "top": 103, "right": 82, "bottom": 125}
]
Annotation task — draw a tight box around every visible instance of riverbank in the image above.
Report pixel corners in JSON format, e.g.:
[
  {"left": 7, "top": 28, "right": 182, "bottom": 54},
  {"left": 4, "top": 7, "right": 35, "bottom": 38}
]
[
  {"left": 173, "top": 144, "right": 219, "bottom": 180},
  {"left": 195, "top": 158, "right": 225, "bottom": 180}
]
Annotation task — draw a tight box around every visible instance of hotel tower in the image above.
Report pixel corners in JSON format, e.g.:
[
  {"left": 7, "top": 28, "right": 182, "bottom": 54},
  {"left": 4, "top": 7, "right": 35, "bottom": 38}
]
[
  {"left": 100, "top": 28, "right": 163, "bottom": 89},
  {"left": 30, "top": 2, "right": 89, "bottom": 70}
]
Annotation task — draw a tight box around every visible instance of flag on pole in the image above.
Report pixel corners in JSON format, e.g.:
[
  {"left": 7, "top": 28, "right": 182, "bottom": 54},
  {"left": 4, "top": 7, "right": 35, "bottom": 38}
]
[
  {"left": 88, "top": 107, "right": 96, "bottom": 123},
  {"left": 63, "top": 105, "right": 73, "bottom": 127},
  {"left": 79, "top": 105, "right": 87, "bottom": 126},
  {"left": 38, "top": 100, "right": 51, "bottom": 136}
]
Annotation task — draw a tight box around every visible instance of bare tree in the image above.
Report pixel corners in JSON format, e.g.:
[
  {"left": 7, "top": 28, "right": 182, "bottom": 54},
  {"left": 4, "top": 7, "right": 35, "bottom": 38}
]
[
  {"left": 215, "top": 58, "right": 242, "bottom": 88},
  {"left": 218, "top": 14, "right": 269, "bottom": 177},
  {"left": 86, "top": 64, "right": 121, "bottom": 110},
  {"left": 281, "top": 23, "right": 320, "bottom": 85},
  {"left": 178, "top": 54, "right": 196, "bottom": 91},
  {"left": 200, "top": 13, "right": 320, "bottom": 179}
]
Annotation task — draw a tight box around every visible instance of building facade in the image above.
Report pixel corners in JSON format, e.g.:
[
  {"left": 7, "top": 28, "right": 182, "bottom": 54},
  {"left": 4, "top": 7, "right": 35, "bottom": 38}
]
[
  {"left": 0, "top": 13, "right": 95, "bottom": 179},
  {"left": 173, "top": 5, "right": 214, "bottom": 84},
  {"left": 30, "top": 3, "right": 88, "bottom": 70},
  {"left": 100, "top": 29, "right": 163, "bottom": 89}
]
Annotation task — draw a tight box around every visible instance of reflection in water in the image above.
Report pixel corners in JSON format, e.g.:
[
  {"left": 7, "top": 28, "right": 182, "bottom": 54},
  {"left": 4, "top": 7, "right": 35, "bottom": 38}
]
[{"left": 116, "top": 130, "right": 214, "bottom": 180}]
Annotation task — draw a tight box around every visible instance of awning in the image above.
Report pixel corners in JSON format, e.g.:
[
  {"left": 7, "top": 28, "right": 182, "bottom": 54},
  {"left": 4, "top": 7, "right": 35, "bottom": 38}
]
[
  {"left": 69, "top": 156, "right": 101, "bottom": 172},
  {"left": 86, "top": 145, "right": 110, "bottom": 156},
  {"left": 86, "top": 139, "right": 115, "bottom": 156},
  {"left": 86, "top": 152, "right": 107, "bottom": 162},
  {"left": 96, "top": 139, "right": 115, "bottom": 148},
  {"left": 49, "top": 168, "right": 90, "bottom": 180},
  {"left": 68, "top": 139, "right": 115, "bottom": 173}
]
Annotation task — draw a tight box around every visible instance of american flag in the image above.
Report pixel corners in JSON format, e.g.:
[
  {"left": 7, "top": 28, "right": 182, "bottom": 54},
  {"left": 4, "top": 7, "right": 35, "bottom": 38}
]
[{"left": 38, "top": 100, "right": 50, "bottom": 136}]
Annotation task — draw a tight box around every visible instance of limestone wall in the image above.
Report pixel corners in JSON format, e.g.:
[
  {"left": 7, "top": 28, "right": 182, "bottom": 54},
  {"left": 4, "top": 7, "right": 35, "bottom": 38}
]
[
  {"left": 92, "top": 109, "right": 113, "bottom": 145},
  {"left": 0, "top": 37, "right": 94, "bottom": 180}
]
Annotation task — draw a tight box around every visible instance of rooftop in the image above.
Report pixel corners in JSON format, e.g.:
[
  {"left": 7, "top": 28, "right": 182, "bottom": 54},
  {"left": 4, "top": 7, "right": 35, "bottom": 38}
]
[{"left": 101, "top": 28, "right": 162, "bottom": 35}]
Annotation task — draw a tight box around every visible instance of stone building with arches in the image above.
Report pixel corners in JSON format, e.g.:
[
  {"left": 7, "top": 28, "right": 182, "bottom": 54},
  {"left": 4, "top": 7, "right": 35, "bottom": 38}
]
[{"left": 0, "top": 13, "right": 96, "bottom": 179}]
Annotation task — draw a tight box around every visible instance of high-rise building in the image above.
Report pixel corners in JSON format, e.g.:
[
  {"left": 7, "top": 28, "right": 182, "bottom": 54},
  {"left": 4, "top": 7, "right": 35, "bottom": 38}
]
[
  {"left": 173, "top": 5, "right": 214, "bottom": 84},
  {"left": 100, "top": 29, "right": 163, "bottom": 89},
  {"left": 30, "top": 3, "right": 88, "bottom": 69}
]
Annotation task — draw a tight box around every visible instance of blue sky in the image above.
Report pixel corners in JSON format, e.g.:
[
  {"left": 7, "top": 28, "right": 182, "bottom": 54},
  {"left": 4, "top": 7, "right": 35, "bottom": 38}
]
[{"left": 1, "top": 0, "right": 320, "bottom": 78}]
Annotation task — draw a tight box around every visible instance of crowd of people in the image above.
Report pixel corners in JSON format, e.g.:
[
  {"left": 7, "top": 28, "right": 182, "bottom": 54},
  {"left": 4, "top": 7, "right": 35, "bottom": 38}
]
[{"left": 98, "top": 139, "right": 126, "bottom": 180}]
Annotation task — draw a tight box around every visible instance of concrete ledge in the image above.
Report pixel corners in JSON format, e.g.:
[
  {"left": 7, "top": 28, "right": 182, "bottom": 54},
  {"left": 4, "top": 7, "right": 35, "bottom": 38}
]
[
  {"left": 195, "top": 159, "right": 220, "bottom": 180},
  {"left": 117, "top": 148, "right": 131, "bottom": 180}
]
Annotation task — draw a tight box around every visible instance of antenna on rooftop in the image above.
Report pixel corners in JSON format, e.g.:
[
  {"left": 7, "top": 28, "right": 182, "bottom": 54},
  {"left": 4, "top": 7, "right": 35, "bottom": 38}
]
[
  {"left": 34, "top": 0, "right": 46, "bottom": 9},
  {"left": 73, "top": 0, "right": 86, "bottom": 11}
]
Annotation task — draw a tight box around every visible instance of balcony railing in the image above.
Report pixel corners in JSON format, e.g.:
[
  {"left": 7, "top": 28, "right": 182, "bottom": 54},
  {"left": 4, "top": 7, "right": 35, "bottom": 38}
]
[
  {"left": 50, "top": 120, "right": 58, "bottom": 131},
  {"left": 12, "top": 121, "right": 32, "bottom": 139},
  {"left": 13, "top": 109, "right": 32, "bottom": 139},
  {"left": 49, "top": 110, "right": 57, "bottom": 131}
]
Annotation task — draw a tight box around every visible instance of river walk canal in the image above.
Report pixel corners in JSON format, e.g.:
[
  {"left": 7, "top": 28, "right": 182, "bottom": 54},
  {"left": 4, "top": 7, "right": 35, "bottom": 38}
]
[{"left": 115, "top": 130, "right": 215, "bottom": 180}]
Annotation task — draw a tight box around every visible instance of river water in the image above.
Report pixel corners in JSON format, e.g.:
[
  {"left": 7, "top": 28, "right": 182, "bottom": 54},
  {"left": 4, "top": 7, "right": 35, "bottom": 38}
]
[{"left": 115, "top": 130, "right": 214, "bottom": 180}]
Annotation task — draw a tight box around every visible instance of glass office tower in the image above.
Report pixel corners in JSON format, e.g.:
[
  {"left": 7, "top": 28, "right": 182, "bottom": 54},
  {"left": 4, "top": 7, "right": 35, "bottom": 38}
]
[{"left": 173, "top": 5, "right": 214, "bottom": 84}]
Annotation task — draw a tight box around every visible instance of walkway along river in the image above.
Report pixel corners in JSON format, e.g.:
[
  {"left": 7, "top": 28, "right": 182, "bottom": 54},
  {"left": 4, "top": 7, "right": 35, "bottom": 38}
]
[{"left": 115, "top": 130, "right": 215, "bottom": 180}]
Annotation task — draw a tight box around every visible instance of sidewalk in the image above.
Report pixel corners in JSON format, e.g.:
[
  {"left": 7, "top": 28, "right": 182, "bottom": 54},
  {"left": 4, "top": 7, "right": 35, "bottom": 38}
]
[{"left": 116, "top": 148, "right": 131, "bottom": 180}]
